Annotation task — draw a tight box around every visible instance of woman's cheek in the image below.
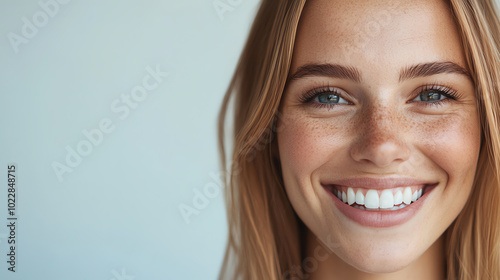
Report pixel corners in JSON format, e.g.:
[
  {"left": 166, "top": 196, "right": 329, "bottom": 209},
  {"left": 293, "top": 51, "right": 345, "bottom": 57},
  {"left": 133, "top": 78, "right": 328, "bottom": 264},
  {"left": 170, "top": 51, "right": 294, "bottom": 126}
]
[
  {"left": 277, "top": 112, "right": 345, "bottom": 211},
  {"left": 412, "top": 112, "right": 481, "bottom": 187},
  {"left": 278, "top": 112, "right": 348, "bottom": 180}
]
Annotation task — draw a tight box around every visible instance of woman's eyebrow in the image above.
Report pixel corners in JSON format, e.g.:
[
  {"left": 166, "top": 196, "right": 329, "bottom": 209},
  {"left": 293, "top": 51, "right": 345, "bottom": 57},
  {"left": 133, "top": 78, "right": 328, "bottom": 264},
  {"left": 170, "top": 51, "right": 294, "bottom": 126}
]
[
  {"left": 288, "top": 64, "right": 361, "bottom": 82},
  {"left": 399, "top": 61, "right": 471, "bottom": 82},
  {"left": 287, "top": 61, "right": 471, "bottom": 82}
]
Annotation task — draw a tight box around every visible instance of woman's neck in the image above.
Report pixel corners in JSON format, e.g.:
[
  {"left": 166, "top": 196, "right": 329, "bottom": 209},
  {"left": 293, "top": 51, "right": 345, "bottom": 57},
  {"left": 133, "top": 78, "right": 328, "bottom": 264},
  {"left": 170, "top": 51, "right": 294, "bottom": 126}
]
[{"left": 303, "top": 228, "right": 446, "bottom": 280}]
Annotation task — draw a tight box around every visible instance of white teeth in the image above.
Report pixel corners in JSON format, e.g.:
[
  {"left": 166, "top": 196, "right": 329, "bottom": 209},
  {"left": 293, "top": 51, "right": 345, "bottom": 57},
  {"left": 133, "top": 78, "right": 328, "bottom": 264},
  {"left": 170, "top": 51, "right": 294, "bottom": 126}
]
[
  {"left": 394, "top": 190, "right": 403, "bottom": 205},
  {"left": 403, "top": 187, "right": 413, "bottom": 204},
  {"left": 333, "top": 185, "right": 425, "bottom": 210},
  {"left": 365, "top": 190, "right": 379, "bottom": 209},
  {"left": 355, "top": 190, "right": 365, "bottom": 205},
  {"left": 347, "top": 187, "right": 356, "bottom": 205},
  {"left": 379, "top": 189, "right": 394, "bottom": 209},
  {"left": 411, "top": 190, "right": 418, "bottom": 202}
]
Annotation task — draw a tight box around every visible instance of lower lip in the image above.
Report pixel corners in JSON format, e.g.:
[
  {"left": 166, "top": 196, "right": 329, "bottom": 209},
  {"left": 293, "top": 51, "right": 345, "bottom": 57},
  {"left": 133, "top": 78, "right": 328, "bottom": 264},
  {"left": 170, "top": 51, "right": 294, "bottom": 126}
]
[{"left": 324, "top": 184, "right": 437, "bottom": 228}]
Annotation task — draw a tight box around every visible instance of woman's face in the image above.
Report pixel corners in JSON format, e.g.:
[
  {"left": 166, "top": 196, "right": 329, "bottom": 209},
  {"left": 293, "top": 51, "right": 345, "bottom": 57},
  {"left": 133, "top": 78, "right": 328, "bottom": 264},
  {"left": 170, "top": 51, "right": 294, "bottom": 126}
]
[{"left": 277, "top": 0, "right": 481, "bottom": 274}]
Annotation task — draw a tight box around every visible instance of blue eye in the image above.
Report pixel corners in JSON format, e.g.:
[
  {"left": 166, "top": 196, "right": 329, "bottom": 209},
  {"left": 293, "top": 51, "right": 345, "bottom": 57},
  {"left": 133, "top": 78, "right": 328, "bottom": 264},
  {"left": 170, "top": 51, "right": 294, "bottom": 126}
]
[
  {"left": 316, "top": 93, "right": 349, "bottom": 104},
  {"left": 410, "top": 85, "right": 461, "bottom": 108},
  {"left": 299, "top": 87, "right": 351, "bottom": 108},
  {"left": 413, "top": 91, "right": 446, "bottom": 102}
]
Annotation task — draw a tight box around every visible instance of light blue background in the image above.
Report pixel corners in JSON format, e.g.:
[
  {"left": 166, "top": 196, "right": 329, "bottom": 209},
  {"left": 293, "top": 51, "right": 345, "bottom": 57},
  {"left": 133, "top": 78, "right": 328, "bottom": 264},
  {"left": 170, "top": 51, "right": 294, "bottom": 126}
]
[
  {"left": 0, "top": 0, "right": 260, "bottom": 279},
  {"left": 2, "top": 1, "right": 500, "bottom": 280}
]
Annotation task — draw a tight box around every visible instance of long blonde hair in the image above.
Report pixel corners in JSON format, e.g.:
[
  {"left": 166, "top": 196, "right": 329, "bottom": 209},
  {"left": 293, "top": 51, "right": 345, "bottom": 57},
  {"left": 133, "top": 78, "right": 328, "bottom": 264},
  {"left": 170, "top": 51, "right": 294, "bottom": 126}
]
[{"left": 217, "top": 0, "right": 500, "bottom": 279}]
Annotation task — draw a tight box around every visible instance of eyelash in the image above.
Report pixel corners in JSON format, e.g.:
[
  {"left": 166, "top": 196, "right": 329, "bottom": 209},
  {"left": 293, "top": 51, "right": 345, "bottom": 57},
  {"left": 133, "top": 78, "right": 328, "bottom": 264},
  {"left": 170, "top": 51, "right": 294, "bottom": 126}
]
[
  {"left": 298, "top": 86, "right": 347, "bottom": 109},
  {"left": 299, "top": 83, "right": 463, "bottom": 109}
]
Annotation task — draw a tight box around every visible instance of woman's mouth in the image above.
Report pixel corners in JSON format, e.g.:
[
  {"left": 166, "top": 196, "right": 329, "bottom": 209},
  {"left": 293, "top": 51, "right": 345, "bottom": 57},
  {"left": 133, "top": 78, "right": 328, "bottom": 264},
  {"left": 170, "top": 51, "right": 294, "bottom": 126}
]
[
  {"left": 324, "top": 185, "right": 429, "bottom": 211},
  {"left": 322, "top": 182, "right": 439, "bottom": 227}
]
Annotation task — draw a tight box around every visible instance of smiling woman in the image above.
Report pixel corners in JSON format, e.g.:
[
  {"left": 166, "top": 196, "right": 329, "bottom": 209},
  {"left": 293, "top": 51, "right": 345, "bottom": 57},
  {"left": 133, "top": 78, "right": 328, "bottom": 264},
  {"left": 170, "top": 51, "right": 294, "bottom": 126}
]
[{"left": 217, "top": 0, "right": 500, "bottom": 279}]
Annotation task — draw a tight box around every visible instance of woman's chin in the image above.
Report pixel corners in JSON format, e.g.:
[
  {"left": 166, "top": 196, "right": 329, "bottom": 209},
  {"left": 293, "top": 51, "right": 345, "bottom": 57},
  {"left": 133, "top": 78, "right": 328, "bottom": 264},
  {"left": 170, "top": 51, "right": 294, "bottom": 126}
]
[
  {"left": 335, "top": 248, "right": 416, "bottom": 274},
  {"left": 316, "top": 234, "right": 430, "bottom": 275}
]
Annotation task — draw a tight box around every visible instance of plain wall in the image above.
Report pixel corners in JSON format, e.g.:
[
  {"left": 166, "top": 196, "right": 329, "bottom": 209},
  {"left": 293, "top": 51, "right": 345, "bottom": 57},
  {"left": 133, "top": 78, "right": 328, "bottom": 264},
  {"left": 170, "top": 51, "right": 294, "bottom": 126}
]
[{"left": 0, "top": 0, "right": 259, "bottom": 279}]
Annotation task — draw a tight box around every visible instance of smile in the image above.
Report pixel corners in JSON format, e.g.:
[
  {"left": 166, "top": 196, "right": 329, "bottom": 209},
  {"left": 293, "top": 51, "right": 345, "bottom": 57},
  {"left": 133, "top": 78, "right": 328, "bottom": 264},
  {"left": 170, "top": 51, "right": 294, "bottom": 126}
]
[
  {"left": 325, "top": 185, "right": 425, "bottom": 211},
  {"left": 321, "top": 177, "right": 439, "bottom": 227}
]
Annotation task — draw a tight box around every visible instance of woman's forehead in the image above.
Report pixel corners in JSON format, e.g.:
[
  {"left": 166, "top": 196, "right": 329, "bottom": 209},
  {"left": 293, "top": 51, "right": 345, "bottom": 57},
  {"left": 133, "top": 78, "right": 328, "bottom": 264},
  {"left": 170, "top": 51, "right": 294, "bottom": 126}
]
[{"left": 290, "top": 0, "right": 467, "bottom": 82}]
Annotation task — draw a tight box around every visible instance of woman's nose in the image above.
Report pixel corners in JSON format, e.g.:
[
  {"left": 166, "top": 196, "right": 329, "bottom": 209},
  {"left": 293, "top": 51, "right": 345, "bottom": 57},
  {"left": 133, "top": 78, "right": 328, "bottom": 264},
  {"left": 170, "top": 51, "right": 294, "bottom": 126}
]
[{"left": 349, "top": 105, "right": 411, "bottom": 169}]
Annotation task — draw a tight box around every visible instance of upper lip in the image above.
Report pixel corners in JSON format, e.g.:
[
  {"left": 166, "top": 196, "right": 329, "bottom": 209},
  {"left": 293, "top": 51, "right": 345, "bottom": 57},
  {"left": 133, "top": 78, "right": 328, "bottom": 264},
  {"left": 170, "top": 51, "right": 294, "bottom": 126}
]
[{"left": 322, "top": 175, "right": 437, "bottom": 189}]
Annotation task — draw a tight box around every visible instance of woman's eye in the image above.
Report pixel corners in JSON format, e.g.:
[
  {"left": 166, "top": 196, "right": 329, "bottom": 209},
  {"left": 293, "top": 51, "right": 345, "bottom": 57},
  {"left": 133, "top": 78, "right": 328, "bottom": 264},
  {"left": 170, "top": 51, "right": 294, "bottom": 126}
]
[
  {"left": 298, "top": 87, "right": 352, "bottom": 110},
  {"left": 406, "top": 85, "right": 462, "bottom": 109},
  {"left": 412, "top": 90, "right": 447, "bottom": 102},
  {"left": 315, "top": 92, "right": 349, "bottom": 104}
]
